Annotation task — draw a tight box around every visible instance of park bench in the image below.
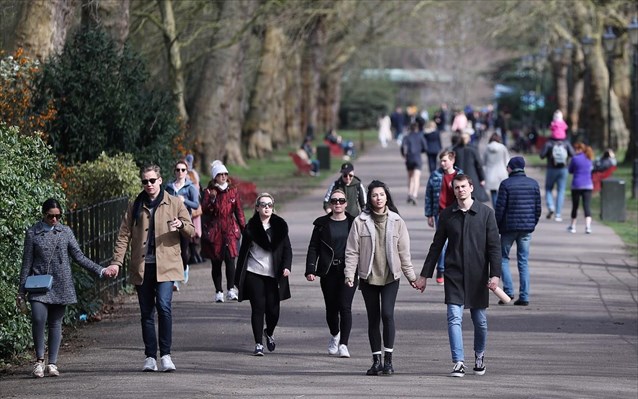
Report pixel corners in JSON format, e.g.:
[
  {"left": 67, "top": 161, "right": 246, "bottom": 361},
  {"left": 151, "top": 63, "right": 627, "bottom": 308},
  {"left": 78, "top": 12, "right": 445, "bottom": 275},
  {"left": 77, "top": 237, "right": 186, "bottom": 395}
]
[
  {"left": 289, "top": 152, "right": 312, "bottom": 176},
  {"left": 324, "top": 140, "right": 344, "bottom": 157},
  {"left": 592, "top": 165, "right": 617, "bottom": 193},
  {"left": 232, "top": 177, "right": 258, "bottom": 206}
]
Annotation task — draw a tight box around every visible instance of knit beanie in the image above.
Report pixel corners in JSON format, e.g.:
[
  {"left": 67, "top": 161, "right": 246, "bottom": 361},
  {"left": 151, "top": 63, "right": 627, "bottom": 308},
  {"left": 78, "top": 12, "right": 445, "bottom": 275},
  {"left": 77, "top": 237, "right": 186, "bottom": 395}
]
[
  {"left": 210, "top": 160, "right": 229, "bottom": 178},
  {"left": 507, "top": 156, "right": 525, "bottom": 171}
]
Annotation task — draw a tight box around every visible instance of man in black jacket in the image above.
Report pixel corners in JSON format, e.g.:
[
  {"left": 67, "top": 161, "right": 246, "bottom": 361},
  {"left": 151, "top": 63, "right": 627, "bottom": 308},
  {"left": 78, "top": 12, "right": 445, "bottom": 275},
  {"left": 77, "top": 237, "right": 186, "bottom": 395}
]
[{"left": 494, "top": 157, "right": 541, "bottom": 306}]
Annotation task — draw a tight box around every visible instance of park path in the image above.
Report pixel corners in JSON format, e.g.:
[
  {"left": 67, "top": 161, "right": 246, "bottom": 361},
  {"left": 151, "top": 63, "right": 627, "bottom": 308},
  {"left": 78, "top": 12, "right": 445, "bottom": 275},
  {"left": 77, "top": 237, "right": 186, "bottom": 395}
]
[{"left": 1, "top": 134, "right": 636, "bottom": 398}]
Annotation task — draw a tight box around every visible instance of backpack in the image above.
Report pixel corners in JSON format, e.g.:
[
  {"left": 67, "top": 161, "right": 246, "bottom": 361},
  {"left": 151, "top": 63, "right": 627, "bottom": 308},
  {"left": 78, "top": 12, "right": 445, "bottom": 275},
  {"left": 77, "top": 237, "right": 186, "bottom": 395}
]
[{"left": 551, "top": 141, "right": 568, "bottom": 167}]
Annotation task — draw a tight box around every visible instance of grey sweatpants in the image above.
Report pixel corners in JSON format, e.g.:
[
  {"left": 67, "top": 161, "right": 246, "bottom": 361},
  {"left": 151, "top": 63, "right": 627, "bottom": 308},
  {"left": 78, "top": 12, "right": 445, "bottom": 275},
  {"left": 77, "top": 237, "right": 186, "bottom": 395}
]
[{"left": 30, "top": 301, "right": 65, "bottom": 364}]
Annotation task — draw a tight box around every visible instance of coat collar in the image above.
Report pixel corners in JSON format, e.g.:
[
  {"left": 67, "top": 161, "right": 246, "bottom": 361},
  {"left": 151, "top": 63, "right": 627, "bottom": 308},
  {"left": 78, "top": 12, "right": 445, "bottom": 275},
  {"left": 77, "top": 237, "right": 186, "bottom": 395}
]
[
  {"left": 247, "top": 213, "right": 288, "bottom": 250},
  {"left": 34, "top": 220, "right": 62, "bottom": 235}
]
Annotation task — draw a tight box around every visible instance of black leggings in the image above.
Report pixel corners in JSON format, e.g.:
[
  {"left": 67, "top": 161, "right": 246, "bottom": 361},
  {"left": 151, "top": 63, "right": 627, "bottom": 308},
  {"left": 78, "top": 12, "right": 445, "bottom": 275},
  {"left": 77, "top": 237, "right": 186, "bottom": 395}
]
[
  {"left": 245, "top": 271, "right": 280, "bottom": 344},
  {"left": 320, "top": 267, "right": 357, "bottom": 345},
  {"left": 571, "top": 189, "right": 592, "bottom": 218},
  {"left": 360, "top": 279, "right": 400, "bottom": 353},
  {"left": 211, "top": 247, "right": 236, "bottom": 292}
]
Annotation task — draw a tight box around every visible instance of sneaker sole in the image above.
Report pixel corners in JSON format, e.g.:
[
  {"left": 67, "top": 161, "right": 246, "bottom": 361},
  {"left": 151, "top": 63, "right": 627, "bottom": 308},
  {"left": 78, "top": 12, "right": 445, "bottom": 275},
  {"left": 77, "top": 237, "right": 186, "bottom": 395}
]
[
  {"left": 449, "top": 373, "right": 465, "bottom": 377},
  {"left": 474, "top": 369, "right": 486, "bottom": 376},
  {"left": 253, "top": 352, "right": 264, "bottom": 356}
]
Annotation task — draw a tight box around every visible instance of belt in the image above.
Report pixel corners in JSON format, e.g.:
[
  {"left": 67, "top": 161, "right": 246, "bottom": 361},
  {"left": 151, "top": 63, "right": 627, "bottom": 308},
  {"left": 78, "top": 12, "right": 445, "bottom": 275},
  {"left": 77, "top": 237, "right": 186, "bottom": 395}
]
[{"left": 332, "top": 259, "right": 344, "bottom": 265}]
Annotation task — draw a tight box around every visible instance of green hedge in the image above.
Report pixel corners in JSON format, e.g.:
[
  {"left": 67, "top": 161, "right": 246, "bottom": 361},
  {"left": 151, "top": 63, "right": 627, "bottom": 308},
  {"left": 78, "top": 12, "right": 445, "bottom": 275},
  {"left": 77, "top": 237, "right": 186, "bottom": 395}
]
[{"left": 0, "top": 125, "right": 65, "bottom": 363}]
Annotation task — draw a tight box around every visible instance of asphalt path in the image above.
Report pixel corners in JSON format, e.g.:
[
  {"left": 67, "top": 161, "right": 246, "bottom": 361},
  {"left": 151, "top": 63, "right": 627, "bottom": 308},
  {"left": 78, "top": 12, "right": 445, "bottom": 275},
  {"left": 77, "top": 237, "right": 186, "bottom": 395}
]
[{"left": 1, "top": 135, "right": 636, "bottom": 398}]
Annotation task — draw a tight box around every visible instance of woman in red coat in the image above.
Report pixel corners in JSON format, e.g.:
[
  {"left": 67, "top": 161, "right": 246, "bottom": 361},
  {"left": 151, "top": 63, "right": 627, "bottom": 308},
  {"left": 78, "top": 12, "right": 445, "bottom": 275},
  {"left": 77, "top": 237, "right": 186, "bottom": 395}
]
[{"left": 201, "top": 160, "right": 246, "bottom": 303}]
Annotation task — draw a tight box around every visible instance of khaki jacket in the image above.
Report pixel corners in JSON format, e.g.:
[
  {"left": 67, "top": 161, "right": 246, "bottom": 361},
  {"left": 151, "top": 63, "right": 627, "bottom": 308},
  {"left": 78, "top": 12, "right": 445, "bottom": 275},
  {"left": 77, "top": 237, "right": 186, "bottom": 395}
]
[
  {"left": 344, "top": 210, "right": 416, "bottom": 283},
  {"left": 112, "top": 191, "right": 195, "bottom": 285}
]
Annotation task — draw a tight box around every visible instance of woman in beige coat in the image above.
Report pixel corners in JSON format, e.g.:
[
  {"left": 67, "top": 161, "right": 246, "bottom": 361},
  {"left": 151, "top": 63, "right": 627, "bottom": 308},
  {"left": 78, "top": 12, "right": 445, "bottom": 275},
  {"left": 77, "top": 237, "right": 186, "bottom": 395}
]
[{"left": 344, "top": 180, "right": 418, "bottom": 376}]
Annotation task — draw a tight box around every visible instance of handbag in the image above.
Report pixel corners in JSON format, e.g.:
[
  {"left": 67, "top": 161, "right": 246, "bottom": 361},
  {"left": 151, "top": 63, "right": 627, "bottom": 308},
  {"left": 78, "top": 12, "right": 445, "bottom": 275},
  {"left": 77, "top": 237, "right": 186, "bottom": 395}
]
[
  {"left": 24, "top": 233, "right": 57, "bottom": 294},
  {"left": 25, "top": 274, "right": 53, "bottom": 293},
  {"left": 191, "top": 205, "right": 203, "bottom": 218}
]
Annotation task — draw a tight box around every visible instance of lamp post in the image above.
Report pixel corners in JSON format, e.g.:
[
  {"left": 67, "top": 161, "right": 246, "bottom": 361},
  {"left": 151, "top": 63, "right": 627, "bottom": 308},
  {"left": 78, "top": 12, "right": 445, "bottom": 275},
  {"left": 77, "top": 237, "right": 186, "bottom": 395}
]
[
  {"left": 627, "top": 17, "right": 638, "bottom": 198},
  {"left": 581, "top": 35, "right": 594, "bottom": 145},
  {"left": 602, "top": 27, "right": 616, "bottom": 149}
]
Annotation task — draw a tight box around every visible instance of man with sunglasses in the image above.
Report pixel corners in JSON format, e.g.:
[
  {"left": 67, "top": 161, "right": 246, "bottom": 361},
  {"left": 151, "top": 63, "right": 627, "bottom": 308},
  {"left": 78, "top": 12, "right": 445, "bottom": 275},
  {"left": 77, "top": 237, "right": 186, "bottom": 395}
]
[
  {"left": 110, "top": 164, "right": 194, "bottom": 373},
  {"left": 322, "top": 162, "right": 366, "bottom": 216}
]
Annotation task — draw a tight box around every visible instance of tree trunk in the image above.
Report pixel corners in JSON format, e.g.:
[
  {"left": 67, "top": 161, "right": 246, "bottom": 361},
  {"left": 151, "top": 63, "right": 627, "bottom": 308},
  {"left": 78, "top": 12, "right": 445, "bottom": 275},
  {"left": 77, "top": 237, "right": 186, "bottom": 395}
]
[
  {"left": 318, "top": 65, "right": 343, "bottom": 133},
  {"left": 157, "top": 0, "right": 188, "bottom": 124},
  {"left": 243, "top": 24, "right": 287, "bottom": 158},
  {"left": 81, "top": 0, "right": 130, "bottom": 52},
  {"left": 14, "top": 0, "right": 79, "bottom": 60},
  {"left": 300, "top": 16, "right": 324, "bottom": 138},
  {"left": 189, "top": 0, "right": 250, "bottom": 171},
  {"left": 284, "top": 50, "right": 302, "bottom": 144}
]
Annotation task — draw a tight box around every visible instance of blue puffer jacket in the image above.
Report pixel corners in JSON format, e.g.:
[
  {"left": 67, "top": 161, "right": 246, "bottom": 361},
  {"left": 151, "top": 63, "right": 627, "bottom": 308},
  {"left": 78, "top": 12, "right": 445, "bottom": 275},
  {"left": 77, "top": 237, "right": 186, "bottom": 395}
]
[
  {"left": 424, "top": 166, "right": 462, "bottom": 217},
  {"left": 494, "top": 170, "right": 541, "bottom": 233}
]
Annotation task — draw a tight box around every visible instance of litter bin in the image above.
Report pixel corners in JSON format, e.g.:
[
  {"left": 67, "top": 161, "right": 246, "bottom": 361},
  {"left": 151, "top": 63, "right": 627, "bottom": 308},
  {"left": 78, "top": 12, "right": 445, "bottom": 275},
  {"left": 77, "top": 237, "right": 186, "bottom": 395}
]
[
  {"left": 600, "top": 178, "right": 626, "bottom": 222},
  {"left": 317, "top": 145, "right": 330, "bottom": 170}
]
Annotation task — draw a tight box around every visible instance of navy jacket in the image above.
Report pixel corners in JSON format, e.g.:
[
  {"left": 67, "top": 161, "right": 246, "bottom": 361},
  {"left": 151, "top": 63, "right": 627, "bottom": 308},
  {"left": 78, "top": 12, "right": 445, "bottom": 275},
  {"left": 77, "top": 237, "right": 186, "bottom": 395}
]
[{"left": 494, "top": 170, "right": 541, "bottom": 233}]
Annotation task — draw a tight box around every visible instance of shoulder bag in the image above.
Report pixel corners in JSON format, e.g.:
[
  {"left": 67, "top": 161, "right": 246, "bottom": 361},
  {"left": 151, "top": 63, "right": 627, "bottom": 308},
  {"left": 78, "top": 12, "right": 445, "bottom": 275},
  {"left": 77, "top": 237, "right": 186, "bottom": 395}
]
[{"left": 24, "top": 234, "right": 57, "bottom": 293}]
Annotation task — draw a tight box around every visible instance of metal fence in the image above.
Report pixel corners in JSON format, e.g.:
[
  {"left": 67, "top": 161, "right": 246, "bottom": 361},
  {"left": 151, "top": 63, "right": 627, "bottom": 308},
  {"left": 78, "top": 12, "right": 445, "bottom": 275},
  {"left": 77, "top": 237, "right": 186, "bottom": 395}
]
[{"left": 65, "top": 196, "right": 129, "bottom": 300}]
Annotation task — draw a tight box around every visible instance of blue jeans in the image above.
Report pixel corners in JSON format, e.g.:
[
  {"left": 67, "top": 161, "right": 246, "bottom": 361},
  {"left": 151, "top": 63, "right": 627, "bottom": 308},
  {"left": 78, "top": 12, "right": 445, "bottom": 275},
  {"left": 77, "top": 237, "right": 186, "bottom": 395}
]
[
  {"left": 136, "top": 263, "right": 174, "bottom": 359},
  {"left": 500, "top": 232, "right": 532, "bottom": 301},
  {"left": 447, "top": 305, "right": 487, "bottom": 363},
  {"left": 545, "top": 167, "right": 568, "bottom": 217},
  {"left": 434, "top": 215, "right": 448, "bottom": 274}
]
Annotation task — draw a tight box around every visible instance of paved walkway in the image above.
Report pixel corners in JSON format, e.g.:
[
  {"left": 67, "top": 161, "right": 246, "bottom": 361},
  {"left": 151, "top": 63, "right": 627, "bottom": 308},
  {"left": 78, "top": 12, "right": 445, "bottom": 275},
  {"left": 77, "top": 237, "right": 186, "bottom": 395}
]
[{"left": 2, "top": 136, "right": 637, "bottom": 398}]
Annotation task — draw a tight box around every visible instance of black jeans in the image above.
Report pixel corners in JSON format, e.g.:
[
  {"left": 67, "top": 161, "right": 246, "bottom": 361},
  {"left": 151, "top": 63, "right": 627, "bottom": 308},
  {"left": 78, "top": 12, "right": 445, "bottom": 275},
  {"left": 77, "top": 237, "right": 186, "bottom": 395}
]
[
  {"left": 360, "top": 279, "right": 400, "bottom": 353},
  {"left": 320, "top": 266, "right": 357, "bottom": 345},
  {"left": 211, "top": 246, "right": 236, "bottom": 292},
  {"left": 245, "top": 271, "right": 280, "bottom": 344}
]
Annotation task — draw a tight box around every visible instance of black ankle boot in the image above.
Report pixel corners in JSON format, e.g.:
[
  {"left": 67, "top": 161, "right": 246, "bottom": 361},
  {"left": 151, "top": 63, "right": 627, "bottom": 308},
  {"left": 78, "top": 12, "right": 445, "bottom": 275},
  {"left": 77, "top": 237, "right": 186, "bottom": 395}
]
[
  {"left": 382, "top": 351, "right": 394, "bottom": 375},
  {"left": 366, "top": 354, "right": 382, "bottom": 376}
]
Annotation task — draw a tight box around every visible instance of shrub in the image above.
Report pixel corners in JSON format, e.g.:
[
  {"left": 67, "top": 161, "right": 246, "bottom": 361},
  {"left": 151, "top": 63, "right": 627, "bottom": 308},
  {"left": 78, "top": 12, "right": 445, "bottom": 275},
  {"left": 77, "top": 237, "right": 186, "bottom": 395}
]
[
  {"left": 34, "top": 28, "right": 183, "bottom": 173},
  {"left": 0, "top": 124, "right": 65, "bottom": 363},
  {"left": 57, "top": 152, "right": 140, "bottom": 209},
  {"left": 339, "top": 77, "right": 396, "bottom": 129}
]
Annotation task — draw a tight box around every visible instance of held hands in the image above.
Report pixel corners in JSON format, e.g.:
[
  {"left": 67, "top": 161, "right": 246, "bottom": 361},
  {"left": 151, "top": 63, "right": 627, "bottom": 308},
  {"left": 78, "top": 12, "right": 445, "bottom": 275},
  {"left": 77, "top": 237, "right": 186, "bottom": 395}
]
[
  {"left": 104, "top": 265, "right": 120, "bottom": 278},
  {"left": 415, "top": 276, "right": 427, "bottom": 293},
  {"left": 345, "top": 277, "right": 354, "bottom": 288}
]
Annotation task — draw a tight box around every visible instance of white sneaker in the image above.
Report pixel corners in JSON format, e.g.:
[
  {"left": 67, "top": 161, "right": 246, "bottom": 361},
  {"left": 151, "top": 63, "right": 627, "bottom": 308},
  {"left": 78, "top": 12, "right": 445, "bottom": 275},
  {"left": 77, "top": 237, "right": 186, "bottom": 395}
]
[
  {"left": 328, "top": 333, "right": 340, "bottom": 355},
  {"left": 338, "top": 344, "right": 350, "bottom": 358},
  {"left": 554, "top": 215, "right": 563, "bottom": 222},
  {"left": 161, "top": 354, "right": 176, "bottom": 372},
  {"left": 32, "top": 361, "right": 45, "bottom": 378},
  {"left": 46, "top": 364, "right": 59, "bottom": 377},
  {"left": 183, "top": 265, "right": 190, "bottom": 284},
  {"left": 142, "top": 357, "right": 157, "bottom": 372},
  {"left": 226, "top": 287, "right": 238, "bottom": 301},
  {"left": 215, "top": 292, "right": 224, "bottom": 303},
  {"left": 173, "top": 282, "right": 180, "bottom": 292}
]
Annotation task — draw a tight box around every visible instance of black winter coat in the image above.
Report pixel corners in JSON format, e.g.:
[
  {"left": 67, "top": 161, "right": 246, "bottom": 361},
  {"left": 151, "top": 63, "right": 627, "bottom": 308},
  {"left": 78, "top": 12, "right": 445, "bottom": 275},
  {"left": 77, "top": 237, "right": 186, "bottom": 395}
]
[
  {"left": 305, "top": 213, "right": 355, "bottom": 277},
  {"left": 452, "top": 143, "right": 489, "bottom": 202},
  {"left": 421, "top": 200, "right": 501, "bottom": 308},
  {"left": 494, "top": 171, "right": 541, "bottom": 233},
  {"left": 235, "top": 213, "right": 292, "bottom": 302}
]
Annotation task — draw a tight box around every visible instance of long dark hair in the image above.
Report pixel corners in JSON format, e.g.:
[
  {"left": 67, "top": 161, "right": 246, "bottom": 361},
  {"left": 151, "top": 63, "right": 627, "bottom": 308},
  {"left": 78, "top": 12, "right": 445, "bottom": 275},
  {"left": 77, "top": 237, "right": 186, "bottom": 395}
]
[
  {"left": 42, "top": 198, "right": 62, "bottom": 214},
  {"left": 364, "top": 180, "right": 399, "bottom": 215}
]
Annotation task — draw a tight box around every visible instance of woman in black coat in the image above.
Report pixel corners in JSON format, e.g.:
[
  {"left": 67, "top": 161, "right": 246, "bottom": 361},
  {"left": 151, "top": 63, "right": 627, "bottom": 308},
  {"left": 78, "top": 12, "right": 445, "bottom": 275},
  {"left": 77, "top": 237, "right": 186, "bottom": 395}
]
[
  {"left": 235, "top": 193, "right": 292, "bottom": 356},
  {"left": 305, "top": 189, "right": 356, "bottom": 358}
]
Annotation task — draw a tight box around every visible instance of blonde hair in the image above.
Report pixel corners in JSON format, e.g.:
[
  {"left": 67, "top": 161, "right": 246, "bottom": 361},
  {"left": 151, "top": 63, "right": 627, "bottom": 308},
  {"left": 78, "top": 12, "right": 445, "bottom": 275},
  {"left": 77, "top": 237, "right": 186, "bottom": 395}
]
[
  {"left": 255, "top": 192, "right": 275, "bottom": 207},
  {"left": 330, "top": 189, "right": 346, "bottom": 199}
]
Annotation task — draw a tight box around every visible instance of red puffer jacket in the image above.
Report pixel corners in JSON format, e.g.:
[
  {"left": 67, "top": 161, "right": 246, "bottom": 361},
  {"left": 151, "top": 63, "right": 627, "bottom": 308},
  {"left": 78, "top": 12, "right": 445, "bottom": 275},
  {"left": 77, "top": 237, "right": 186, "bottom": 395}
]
[{"left": 201, "top": 182, "right": 246, "bottom": 260}]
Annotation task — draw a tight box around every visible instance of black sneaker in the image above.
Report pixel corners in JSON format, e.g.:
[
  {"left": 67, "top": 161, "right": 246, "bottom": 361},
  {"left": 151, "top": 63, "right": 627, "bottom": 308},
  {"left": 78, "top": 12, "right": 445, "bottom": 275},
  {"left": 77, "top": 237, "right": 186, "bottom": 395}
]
[
  {"left": 450, "top": 361, "right": 465, "bottom": 377},
  {"left": 514, "top": 299, "right": 529, "bottom": 306},
  {"left": 546, "top": 210, "right": 554, "bottom": 219},
  {"left": 498, "top": 295, "right": 514, "bottom": 305},
  {"left": 473, "top": 355, "right": 486, "bottom": 376},
  {"left": 264, "top": 329, "right": 276, "bottom": 352},
  {"left": 253, "top": 343, "right": 264, "bottom": 356}
]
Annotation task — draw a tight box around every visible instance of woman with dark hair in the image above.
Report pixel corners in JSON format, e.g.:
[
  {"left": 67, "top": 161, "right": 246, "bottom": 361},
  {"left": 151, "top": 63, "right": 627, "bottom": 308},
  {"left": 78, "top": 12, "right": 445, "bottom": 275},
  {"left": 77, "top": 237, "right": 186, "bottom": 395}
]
[
  {"left": 235, "top": 193, "right": 292, "bottom": 356},
  {"left": 166, "top": 159, "right": 200, "bottom": 290},
  {"left": 18, "top": 199, "right": 117, "bottom": 378},
  {"left": 305, "top": 189, "right": 356, "bottom": 358},
  {"left": 344, "top": 181, "right": 418, "bottom": 376}
]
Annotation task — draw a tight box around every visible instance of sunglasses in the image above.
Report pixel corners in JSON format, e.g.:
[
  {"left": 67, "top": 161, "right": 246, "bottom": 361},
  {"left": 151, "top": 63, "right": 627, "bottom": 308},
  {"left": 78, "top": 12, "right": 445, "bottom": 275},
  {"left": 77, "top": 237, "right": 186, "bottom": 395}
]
[
  {"left": 258, "top": 202, "right": 273, "bottom": 208},
  {"left": 217, "top": 172, "right": 228, "bottom": 176},
  {"left": 46, "top": 213, "right": 62, "bottom": 221},
  {"left": 175, "top": 168, "right": 187, "bottom": 172},
  {"left": 330, "top": 198, "right": 347, "bottom": 205},
  {"left": 342, "top": 173, "right": 354, "bottom": 178},
  {"left": 141, "top": 178, "right": 159, "bottom": 185}
]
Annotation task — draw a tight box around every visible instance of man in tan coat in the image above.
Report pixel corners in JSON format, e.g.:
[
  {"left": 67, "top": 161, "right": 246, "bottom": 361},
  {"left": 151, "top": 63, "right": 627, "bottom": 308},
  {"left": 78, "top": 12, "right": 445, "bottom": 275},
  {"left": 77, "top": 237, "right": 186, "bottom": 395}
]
[{"left": 110, "top": 164, "right": 194, "bottom": 373}]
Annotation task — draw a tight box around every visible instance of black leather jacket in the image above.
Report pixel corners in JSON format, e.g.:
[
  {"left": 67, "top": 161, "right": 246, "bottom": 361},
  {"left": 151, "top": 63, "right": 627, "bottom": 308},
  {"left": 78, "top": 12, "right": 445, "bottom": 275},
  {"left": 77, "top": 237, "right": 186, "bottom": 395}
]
[{"left": 305, "top": 213, "right": 355, "bottom": 277}]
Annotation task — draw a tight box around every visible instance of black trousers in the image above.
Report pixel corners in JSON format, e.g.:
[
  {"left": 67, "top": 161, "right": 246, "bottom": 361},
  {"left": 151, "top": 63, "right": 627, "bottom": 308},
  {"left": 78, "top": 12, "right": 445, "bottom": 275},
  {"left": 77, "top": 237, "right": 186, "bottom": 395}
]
[
  {"left": 320, "top": 266, "right": 357, "bottom": 345},
  {"left": 211, "top": 246, "right": 236, "bottom": 292},
  {"left": 245, "top": 271, "right": 280, "bottom": 344},
  {"left": 360, "top": 279, "right": 399, "bottom": 353}
]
